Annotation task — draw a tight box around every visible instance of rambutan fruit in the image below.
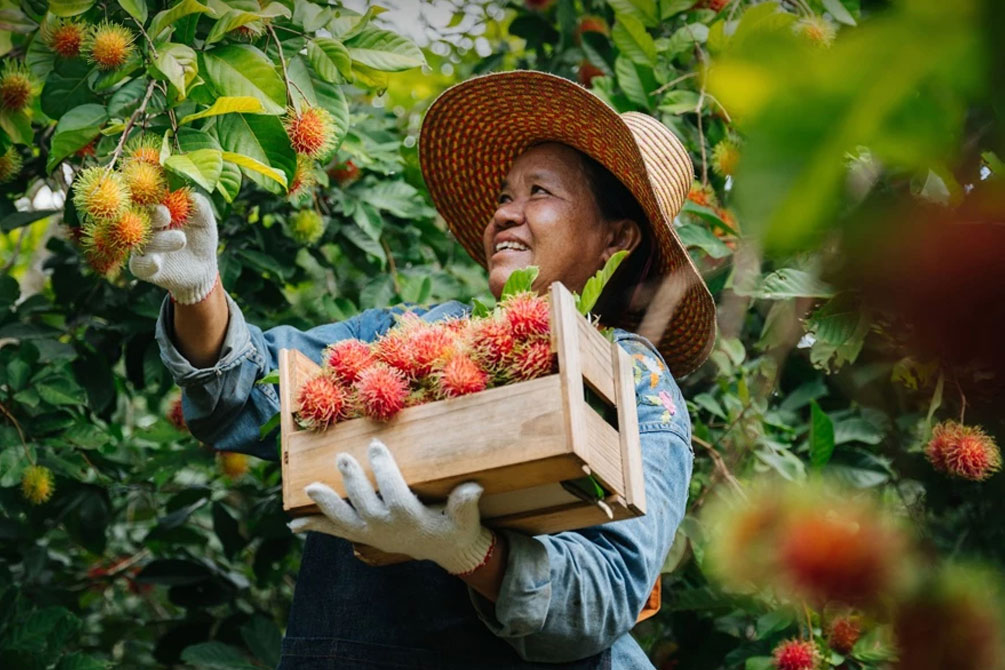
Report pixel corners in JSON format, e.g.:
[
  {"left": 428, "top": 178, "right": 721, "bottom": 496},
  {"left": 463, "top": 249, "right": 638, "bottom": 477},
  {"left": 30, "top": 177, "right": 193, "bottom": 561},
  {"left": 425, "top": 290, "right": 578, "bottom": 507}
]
[
  {"left": 435, "top": 354, "right": 489, "bottom": 398},
  {"left": 573, "top": 15, "right": 608, "bottom": 45},
  {"left": 827, "top": 615, "right": 862, "bottom": 655},
  {"left": 284, "top": 106, "right": 336, "bottom": 158},
  {"left": 0, "top": 147, "right": 22, "bottom": 184},
  {"left": 795, "top": 16, "right": 837, "bottom": 47},
  {"left": 711, "top": 139, "right": 740, "bottom": 177},
  {"left": 81, "top": 222, "right": 128, "bottom": 276},
  {"left": 161, "top": 187, "right": 194, "bottom": 229},
  {"left": 43, "top": 18, "right": 87, "bottom": 58},
  {"left": 501, "top": 292, "right": 550, "bottom": 340},
  {"left": 772, "top": 639, "right": 817, "bottom": 670},
  {"left": 505, "top": 339, "right": 555, "bottom": 382},
  {"left": 295, "top": 374, "right": 348, "bottom": 430},
  {"left": 21, "top": 464, "right": 55, "bottom": 505},
  {"left": 0, "top": 62, "right": 34, "bottom": 112},
  {"left": 354, "top": 363, "right": 409, "bottom": 421},
  {"left": 577, "top": 60, "right": 604, "bottom": 88},
  {"left": 73, "top": 167, "right": 130, "bottom": 221},
  {"left": 687, "top": 181, "right": 718, "bottom": 208},
  {"left": 126, "top": 134, "right": 161, "bottom": 165},
  {"left": 323, "top": 339, "right": 375, "bottom": 385},
  {"left": 328, "top": 159, "right": 360, "bottom": 186},
  {"left": 699, "top": 0, "right": 731, "bottom": 11},
  {"left": 167, "top": 396, "right": 187, "bottom": 431},
  {"left": 288, "top": 209, "right": 325, "bottom": 245},
  {"left": 230, "top": 22, "right": 265, "bottom": 41},
  {"left": 218, "top": 451, "right": 250, "bottom": 479},
  {"left": 374, "top": 327, "right": 413, "bottom": 372},
  {"left": 122, "top": 159, "right": 166, "bottom": 205},
  {"left": 85, "top": 21, "right": 136, "bottom": 70},
  {"left": 75, "top": 138, "right": 97, "bottom": 158},
  {"left": 289, "top": 154, "right": 317, "bottom": 196},
  {"left": 105, "top": 207, "right": 152, "bottom": 251},
  {"left": 405, "top": 323, "right": 457, "bottom": 378},
  {"left": 926, "top": 420, "right": 1001, "bottom": 482},
  {"left": 468, "top": 316, "right": 516, "bottom": 372}
]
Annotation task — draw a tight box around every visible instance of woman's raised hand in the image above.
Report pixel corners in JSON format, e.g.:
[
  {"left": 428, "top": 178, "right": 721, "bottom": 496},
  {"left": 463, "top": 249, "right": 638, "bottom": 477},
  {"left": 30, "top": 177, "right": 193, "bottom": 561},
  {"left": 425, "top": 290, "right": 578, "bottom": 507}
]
[{"left": 129, "top": 192, "right": 219, "bottom": 305}]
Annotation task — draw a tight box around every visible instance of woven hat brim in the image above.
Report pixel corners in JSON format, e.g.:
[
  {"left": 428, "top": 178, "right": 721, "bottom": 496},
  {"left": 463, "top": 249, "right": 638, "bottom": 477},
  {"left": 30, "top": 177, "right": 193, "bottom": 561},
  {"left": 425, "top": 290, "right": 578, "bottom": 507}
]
[{"left": 419, "top": 70, "right": 715, "bottom": 377}]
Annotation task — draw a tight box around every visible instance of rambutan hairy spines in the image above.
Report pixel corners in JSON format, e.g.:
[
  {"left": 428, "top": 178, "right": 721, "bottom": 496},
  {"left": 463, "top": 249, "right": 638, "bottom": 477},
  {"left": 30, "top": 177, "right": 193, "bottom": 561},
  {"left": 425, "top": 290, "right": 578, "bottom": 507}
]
[
  {"left": 435, "top": 354, "right": 489, "bottom": 398},
  {"left": 0, "top": 62, "right": 35, "bottom": 112},
  {"left": 827, "top": 615, "right": 862, "bottom": 655},
  {"left": 21, "top": 464, "right": 55, "bottom": 505},
  {"left": 122, "top": 159, "right": 166, "bottom": 205},
  {"left": 926, "top": 420, "right": 1002, "bottom": 481},
  {"left": 468, "top": 316, "right": 515, "bottom": 371},
  {"left": 772, "top": 639, "right": 817, "bottom": 670},
  {"left": 73, "top": 167, "right": 130, "bottom": 221},
  {"left": 295, "top": 374, "right": 348, "bottom": 430},
  {"left": 284, "top": 105, "right": 337, "bottom": 158},
  {"left": 374, "top": 328, "right": 413, "bottom": 373},
  {"left": 126, "top": 134, "right": 161, "bottom": 165},
  {"left": 0, "top": 147, "right": 22, "bottom": 184},
  {"left": 106, "top": 207, "right": 152, "bottom": 251},
  {"left": 501, "top": 291, "right": 550, "bottom": 340},
  {"left": 355, "top": 363, "right": 409, "bottom": 421},
  {"left": 289, "top": 154, "right": 317, "bottom": 197},
  {"left": 405, "top": 323, "right": 457, "bottom": 378},
  {"left": 85, "top": 21, "right": 136, "bottom": 70},
  {"left": 162, "top": 188, "right": 194, "bottom": 229},
  {"left": 43, "top": 18, "right": 87, "bottom": 58},
  {"left": 505, "top": 339, "right": 555, "bottom": 382},
  {"left": 323, "top": 339, "right": 375, "bottom": 385}
]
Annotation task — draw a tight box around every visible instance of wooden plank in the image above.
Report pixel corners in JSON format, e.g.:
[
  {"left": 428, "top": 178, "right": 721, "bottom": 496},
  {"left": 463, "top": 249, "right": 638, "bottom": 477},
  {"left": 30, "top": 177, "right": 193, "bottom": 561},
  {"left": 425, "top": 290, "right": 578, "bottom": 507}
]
[
  {"left": 490, "top": 494, "right": 634, "bottom": 534},
  {"left": 551, "top": 283, "right": 588, "bottom": 467},
  {"left": 613, "top": 344, "right": 645, "bottom": 515},
  {"left": 279, "top": 349, "right": 321, "bottom": 513},
  {"left": 576, "top": 314, "right": 617, "bottom": 405},
  {"left": 582, "top": 406, "right": 624, "bottom": 496}
]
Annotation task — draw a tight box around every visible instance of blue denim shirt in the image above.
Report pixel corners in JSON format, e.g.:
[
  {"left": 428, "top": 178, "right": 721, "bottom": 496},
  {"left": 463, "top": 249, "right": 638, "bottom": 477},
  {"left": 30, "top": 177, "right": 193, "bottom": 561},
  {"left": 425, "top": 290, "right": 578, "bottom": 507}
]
[{"left": 154, "top": 292, "right": 694, "bottom": 669}]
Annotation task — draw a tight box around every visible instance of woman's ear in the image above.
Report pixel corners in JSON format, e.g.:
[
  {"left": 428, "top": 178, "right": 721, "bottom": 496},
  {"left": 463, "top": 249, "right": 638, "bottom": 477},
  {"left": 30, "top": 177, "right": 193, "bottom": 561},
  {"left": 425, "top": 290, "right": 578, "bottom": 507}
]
[{"left": 601, "top": 218, "right": 642, "bottom": 263}]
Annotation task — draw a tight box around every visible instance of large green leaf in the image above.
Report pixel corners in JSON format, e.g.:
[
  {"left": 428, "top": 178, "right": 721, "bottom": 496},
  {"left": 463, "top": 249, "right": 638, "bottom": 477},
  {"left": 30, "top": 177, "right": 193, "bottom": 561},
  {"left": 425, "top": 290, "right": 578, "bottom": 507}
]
[
  {"left": 46, "top": 104, "right": 107, "bottom": 173},
  {"left": 214, "top": 113, "right": 296, "bottom": 192},
  {"left": 47, "top": 0, "right": 94, "bottom": 17},
  {"left": 0, "top": 109, "right": 32, "bottom": 145},
  {"left": 737, "top": 268, "right": 835, "bottom": 300},
  {"left": 307, "top": 38, "right": 352, "bottom": 83},
  {"left": 675, "top": 223, "right": 733, "bottom": 259},
  {"left": 809, "top": 400, "right": 836, "bottom": 469},
  {"left": 164, "top": 149, "right": 224, "bottom": 191},
  {"left": 148, "top": 0, "right": 214, "bottom": 39},
  {"left": 180, "top": 96, "right": 265, "bottom": 124},
  {"left": 118, "top": 0, "right": 147, "bottom": 24},
  {"left": 501, "top": 266, "right": 539, "bottom": 299},
  {"left": 606, "top": 0, "right": 658, "bottom": 27},
  {"left": 152, "top": 43, "right": 198, "bottom": 99},
  {"left": 204, "top": 2, "right": 290, "bottom": 44},
  {"left": 343, "top": 27, "right": 426, "bottom": 72},
  {"left": 611, "top": 14, "right": 656, "bottom": 66},
  {"left": 0, "top": 209, "right": 59, "bottom": 232},
  {"left": 180, "top": 641, "right": 261, "bottom": 669},
  {"left": 220, "top": 152, "right": 286, "bottom": 188},
  {"left": 576, "top": 250, "right": 628, "bottom": 315},
  {"left": 40, "top": 60, "right": 98, "bottom": 118},
  {"left": 202, "top": 45, "right": 286, "bottom": 115},
  {"left": 614, "top": 56, "right": 654, "bottom": 109}
]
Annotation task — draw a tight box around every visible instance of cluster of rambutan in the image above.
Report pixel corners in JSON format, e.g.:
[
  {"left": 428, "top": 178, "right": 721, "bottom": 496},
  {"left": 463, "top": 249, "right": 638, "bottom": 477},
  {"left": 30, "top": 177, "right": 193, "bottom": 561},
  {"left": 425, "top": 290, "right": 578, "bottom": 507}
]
[
  {"left": 295, "top": 292, "right": 553, "bottom": 430},
  {"left": 284, "top": 105, "right": 337, "bottom": 199},
  {"left": 70, "top": 135, "right": 194, "bottom": 277},
  {"left": 40, "top": 17, "right": 136, "bottom": 68},
  {"left": 925, "top": 419, "right": 1001, "bottom": 482}
]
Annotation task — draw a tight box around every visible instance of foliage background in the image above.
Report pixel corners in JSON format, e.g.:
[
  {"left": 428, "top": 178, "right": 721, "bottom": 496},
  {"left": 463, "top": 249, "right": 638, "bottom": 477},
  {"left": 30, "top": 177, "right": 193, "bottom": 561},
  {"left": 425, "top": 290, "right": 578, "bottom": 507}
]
[{"left": 0, "top": 0, "right": 1002, "bottom": 668}]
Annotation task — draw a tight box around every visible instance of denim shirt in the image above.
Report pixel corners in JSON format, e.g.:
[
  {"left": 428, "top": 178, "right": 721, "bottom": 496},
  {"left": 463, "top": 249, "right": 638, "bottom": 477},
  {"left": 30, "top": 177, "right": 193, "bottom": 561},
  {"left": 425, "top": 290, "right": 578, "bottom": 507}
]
[{"left": 154, "top": 292, "right": 694, "bottom": 669}]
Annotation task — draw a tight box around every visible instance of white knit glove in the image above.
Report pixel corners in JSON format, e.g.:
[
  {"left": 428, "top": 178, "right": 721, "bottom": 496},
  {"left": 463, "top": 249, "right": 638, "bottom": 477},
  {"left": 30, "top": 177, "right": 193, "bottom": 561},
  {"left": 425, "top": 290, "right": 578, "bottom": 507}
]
[
  {"left": 288, "top": 439, "right": 496, "bottom": 576},
  {"left": 129, "top": 192, "right": 219, "bottom": 305}
]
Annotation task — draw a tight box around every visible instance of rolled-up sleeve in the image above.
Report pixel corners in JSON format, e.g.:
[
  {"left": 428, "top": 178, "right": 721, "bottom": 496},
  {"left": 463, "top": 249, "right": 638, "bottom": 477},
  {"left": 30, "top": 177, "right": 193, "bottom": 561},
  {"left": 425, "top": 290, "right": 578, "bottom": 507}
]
[{"left": 467, "top": 335, "right": 694, "bottom": 663}]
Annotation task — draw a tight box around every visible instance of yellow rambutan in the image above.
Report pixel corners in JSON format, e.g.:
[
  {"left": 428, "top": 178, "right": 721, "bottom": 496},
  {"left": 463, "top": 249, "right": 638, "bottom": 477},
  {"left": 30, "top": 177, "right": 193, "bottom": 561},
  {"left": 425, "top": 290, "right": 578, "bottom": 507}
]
[
  {"left": 125, "top": 134, "right": 161, "bottom": 165},
  {"left": 284, "top": 106, "right": 336, "bottom": 158},
  {"left": 106, "top": 207, "right": 152, "bottom": 251},
  {"left": 218, "top": 451, "right": 250, "bottom": 479},
  {"left": 795, "top": 15, "right": 837, "bottom": 47},
  {"left": 288, "top": 209, "right": 325, "bottom": 245},
  {"left": 43, "top": 18, "right": 87, "bottom": 59},
  {"left": 0, "top": 147, "right": 22, "bottom": 184},
  {"left": 73, "top": 167, "right": 130, "bottom": 221},
  {"left": 85, "top": 21, "right": 136, "bottom": 70},
  {"left": 122, "top": 160, "right": 166, "bottom": 205},
  {"left": 21, "top": 465, "right": 55, "bottom": 504},
  {"left": 289, "top": 154, "right": 317, "bottom": 196},
  {"left": 0, "top": 62, "right": 34, "bottom": 112},
  {"left": 711, "top": 139, "right": 740, "bottom": 177}
]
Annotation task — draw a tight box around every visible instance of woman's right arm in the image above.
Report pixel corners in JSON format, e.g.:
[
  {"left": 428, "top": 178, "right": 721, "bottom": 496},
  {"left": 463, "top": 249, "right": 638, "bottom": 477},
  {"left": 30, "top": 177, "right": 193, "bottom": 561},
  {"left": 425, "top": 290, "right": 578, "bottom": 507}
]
[{"left": 172, "top": 277, "right": 228, "bottom": 369}]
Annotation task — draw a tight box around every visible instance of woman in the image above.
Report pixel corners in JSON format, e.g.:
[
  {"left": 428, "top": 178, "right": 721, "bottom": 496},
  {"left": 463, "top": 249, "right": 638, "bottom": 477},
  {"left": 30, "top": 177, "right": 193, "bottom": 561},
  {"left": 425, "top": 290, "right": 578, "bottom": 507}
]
[{"left": 134, "top": 71, "right": 715, "bottom": 669}]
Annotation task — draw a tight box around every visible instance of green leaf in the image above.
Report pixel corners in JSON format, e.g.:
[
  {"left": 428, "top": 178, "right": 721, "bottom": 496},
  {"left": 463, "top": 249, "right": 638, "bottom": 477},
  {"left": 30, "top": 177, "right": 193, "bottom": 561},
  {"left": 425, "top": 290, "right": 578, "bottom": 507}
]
[
  {"left": 341, "top": 224, "right": 386, "bottom": 268},
  {"left": 180, "top": 641, "right": 260, "bottom": 670},
  {"left": 822, "top": 0, "right": 856, "bottom": 26},
  {"left": 118, "top": 0, "right": 148, "bottom": 24},
  {"left": 286, "top": 56, "right": 349, "bottom": 146},
  {"left": 55, "top": 652, "right": 110, "bottom": 670},
  {"left": 343, "top": 27, "right": 426, "bottom": 72},
  {"left": 675, "top": 223, "right": 732, "bottom": 259},
  {"left": 500, "top": 266, "right": 540, "bottom": 300},
  {"left": 745, "top": 657, "right": 776, "bottom": 670},
  {"left": 148, "top": 0, "right": 214, "bottom": 39},
  {"left": 809, "top": 400, "right": 836, "bottom": 469},
  {"left": 804, "top": 297, "right": 869, "bottom": 372},
  {"left": 257, "top": 369, "right": 280, "bottom": 385},
  {"left": 214, "top": 113, "right": 296, "bottom": 192},
  {"left": 221, "top": 151, "right": 286, "bottom": 188},
  {"left": 662, "top": 0, "right": 696, "bottom": 19},
  {"left": 926, "top": 372, "right": 944, "bottom": 427},
  {"left": 755, "top": 609, "right": 795, "bottom": 638},
  {"left": 37, "top": 376, "right": 85, "bottom": 406},
  {"left": 611, "top": 14, "right": 656, "bottom": 67},
  {"left": 202, "top": 45, "right": 286, "bottom": 115},
  {"left": 180, "top": 96, "right": 265, "bottom": 124},
  {"left": 164, "top": 149, "right": 224, "bottom": 191},
  {"left": 41, "top": 59, "right": 98, "bottom": 118},
  {"left": 48, "top": 0, "right": 95, "bottom": 17},
  {"left": 0, "top": 109, "right": 33, "bottom": 145},
  {"left": 739, "top": 268, "right": 835, "bottom": 300},
  {"left": 240, "top": 615, "right": 282, "bottom": 668},
  {"left": 25, "top": 34, "right": 55, "bottom": 81},
  {"left": 607, "top": 0, "right": 658, "bottom": 27},
  {"left": 216, "top": 161, "right": 242, "bottom": 202},
  {"left": 307, "top": 38, "right": 352, "bottom": 83},
  {"left": 0, "top": 209, "right": 59, "bottom": 232},
  {"left": 614, "top": 56, "right": 652, "bottom": 109},
  {"left": 152, "top": 43, "right": 198, "bottom": 98},
  {"left": 204, "top": 3, "right": 290, "bottom": 44},
  {"left": 46, "top": 104, "right": 106, "bottom": 172},
  {"left": 471, "top": 297, "right": 493, "bottom": 318},
  {"left": 576, "top": 250, "right": 628, "bottom": 315}
]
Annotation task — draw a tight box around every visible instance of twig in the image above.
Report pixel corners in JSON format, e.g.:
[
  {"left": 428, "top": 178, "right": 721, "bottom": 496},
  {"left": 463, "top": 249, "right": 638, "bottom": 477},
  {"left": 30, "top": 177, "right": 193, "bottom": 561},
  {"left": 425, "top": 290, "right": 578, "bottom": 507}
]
[
  {"left": 132, "top": 16, "right": 158, "bottom": 59},
  {"left": 0, "top": 400, "right": 32, "bottom": 463},
  {"left": 955, "top": 376, "right": 967, "bottom": 423},
  {"left": 802, "top": 602, "right": 813, "bottom": 639},
  {"left": 727, "top": 0, "right": 743, "bottom": 23},
  {"left": 267, "top": 25, "right": 303, "bottom": 108},
  {"left": 693, "top": 435, "right": 746, "bottom": 498},
  {"left": 653, "top": 72, "right": 697, "bottom": 96},
  {"left": 380, "top": 237, "right": 401, "bottom": 294},
  {"left": 705, "top": 92, "right": 732, "bottom": 124},
  {"left": 1, "top": 226, "right": 27, "bottom": 274},
  {"left": 696, "top": 85, "right": 708, "bottom": 186},
  {"left": 109, "top": 78, "right": 158, "bottom": 169}
]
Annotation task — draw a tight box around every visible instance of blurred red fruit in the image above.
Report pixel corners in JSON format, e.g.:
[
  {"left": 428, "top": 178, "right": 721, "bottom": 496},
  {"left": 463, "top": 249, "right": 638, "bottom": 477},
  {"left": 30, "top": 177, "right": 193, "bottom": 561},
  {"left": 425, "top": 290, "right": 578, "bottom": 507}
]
[
  {"left": 772, "top": 639, "right": 817, "bottom": 670},
  {"left": 578, "top": 60, "right": 605, "bottom": 88},
  {"left": 328, "top": 160, "right": 360, "bottom": 185},
  {"left": 828, "top": 615, "right": 862, "bottom": 655}
]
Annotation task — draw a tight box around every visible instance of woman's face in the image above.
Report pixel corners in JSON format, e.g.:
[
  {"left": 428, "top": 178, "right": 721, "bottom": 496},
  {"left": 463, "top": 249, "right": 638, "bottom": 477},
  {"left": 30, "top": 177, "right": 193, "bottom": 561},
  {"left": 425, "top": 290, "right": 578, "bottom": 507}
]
[{"left": 483, "top": 142, "right": 628, "bottom": 298}]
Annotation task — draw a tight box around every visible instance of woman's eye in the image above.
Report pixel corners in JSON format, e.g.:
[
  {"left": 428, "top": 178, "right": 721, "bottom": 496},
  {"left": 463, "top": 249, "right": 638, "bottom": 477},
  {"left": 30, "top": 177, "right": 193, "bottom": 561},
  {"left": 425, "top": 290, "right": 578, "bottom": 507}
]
[
  {"left": 531, "top": 185, "right": 547, "bottom": 194},
  {"left": 497, "top": 193, "right": 511, "bottom": 204}
]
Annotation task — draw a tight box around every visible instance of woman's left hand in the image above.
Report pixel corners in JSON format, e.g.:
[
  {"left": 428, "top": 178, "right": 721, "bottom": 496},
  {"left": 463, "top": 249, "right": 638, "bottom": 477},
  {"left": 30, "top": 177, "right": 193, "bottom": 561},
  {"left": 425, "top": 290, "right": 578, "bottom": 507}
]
[{"left": 287, "top": 438, "right": 496, "bottom": 576}]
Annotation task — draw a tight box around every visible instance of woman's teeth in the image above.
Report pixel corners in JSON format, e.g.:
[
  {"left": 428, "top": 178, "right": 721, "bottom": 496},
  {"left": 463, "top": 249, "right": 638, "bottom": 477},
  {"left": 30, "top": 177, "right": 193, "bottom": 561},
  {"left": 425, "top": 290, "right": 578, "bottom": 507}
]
[{"left": 495, "top": 240, "right": 529, "bottom": 252}]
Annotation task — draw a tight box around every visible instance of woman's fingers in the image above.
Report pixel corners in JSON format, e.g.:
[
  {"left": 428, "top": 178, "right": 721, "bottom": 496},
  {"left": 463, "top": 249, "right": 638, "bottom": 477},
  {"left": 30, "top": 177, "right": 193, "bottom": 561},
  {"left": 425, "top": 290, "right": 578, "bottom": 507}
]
[
  {"left": 143, "top": 229, "right": 187, "bottom": 254},
  {"left": 128, "top": 252, "right": 161, "bottom": 280},
  {"left": 367, "top": 439, "right": 418, "bottom": 515},
  {"left": 335, "top": 453, "right": 386, "bottom": 520},
  {"left": 445, "top": 482, "right": 484, "bottom": 529},
  {"left": 304, "top": 482, "right": 365, "bottom": 534},
  {"left": 151, "top": 204, "right": 172, "bottom": 231}
]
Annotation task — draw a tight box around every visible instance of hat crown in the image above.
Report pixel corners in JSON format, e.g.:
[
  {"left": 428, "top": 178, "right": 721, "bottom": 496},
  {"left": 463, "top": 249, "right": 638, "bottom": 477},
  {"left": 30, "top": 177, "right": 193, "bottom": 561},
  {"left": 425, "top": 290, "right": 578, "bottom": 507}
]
[{"left": 620, "top": 111, "right": 692, "bottom": 227}]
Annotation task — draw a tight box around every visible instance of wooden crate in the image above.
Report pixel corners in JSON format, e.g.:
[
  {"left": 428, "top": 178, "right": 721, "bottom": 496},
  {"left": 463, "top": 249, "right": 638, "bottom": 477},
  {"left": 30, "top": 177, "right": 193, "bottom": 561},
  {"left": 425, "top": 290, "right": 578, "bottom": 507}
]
[{"left": 279, "top": 282, "right": 646, "bottom": 540}]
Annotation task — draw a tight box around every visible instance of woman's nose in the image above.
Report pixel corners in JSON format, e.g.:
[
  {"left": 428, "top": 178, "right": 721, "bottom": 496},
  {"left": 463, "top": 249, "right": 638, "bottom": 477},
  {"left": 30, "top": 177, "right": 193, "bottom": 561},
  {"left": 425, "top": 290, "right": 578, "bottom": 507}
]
[{"left": 491, "top": 198, "right": 524, "bottom": 230}]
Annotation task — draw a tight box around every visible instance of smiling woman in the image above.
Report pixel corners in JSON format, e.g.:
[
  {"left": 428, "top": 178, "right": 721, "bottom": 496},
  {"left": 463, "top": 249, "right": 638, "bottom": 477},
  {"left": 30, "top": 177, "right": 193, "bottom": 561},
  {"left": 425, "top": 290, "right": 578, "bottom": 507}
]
[{"left": 147, "top": 70, "right": 713, "bottom": 669}]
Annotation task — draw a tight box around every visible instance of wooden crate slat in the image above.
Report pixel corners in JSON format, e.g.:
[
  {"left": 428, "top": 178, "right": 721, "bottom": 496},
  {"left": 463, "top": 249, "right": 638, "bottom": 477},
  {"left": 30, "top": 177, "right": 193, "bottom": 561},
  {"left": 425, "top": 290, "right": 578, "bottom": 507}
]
[
  {"left": 613, "top": 343, "right": 646, "bottom": 515},
  {"left": 490, "top": 495, "right": 632, "bottom": 534},
  {"left": 551, "top": 283, "right": 588, "bottom": 466},
  {"left": 576, "top": 312, "right": 617, "bottom": 405},
  {"left": 582, "top": 407, "right": 624, "bottom": 495}
]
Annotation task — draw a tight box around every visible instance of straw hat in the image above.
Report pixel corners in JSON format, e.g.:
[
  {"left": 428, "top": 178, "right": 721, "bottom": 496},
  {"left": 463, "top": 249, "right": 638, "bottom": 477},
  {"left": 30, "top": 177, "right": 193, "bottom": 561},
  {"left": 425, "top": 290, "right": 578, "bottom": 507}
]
[{"left": 418, "top": 70, "right": 715, "bottom": 377}]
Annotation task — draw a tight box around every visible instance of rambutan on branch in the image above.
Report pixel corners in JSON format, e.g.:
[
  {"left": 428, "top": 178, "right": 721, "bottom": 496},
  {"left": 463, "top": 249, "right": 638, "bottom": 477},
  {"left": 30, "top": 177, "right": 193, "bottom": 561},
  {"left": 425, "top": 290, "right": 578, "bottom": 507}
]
[{"left": 109, "top": 78, "right": 158, "bottom": 169}]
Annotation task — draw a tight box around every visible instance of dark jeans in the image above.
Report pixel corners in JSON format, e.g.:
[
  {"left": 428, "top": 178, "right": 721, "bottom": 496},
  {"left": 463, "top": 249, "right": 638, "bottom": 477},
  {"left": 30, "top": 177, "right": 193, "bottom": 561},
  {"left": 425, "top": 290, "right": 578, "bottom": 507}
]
[{"left": 276, "top": 533, "right": 611, "bottom": 669}]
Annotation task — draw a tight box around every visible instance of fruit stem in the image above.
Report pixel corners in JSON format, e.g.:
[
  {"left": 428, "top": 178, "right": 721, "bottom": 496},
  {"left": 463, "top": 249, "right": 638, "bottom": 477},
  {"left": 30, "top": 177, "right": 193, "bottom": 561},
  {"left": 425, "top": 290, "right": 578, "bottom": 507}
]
[
  {"left": 267, "top": 24, "right": 306, "bottom": 108},
  {"left": 0, "top": 399, "right": 32, "bottom": 464},
  {"left": 109, "top": 78, "right": 158, "bottom": 170},
  {"left": 132, "top": 16, "right": 158, "bottom": 60}
]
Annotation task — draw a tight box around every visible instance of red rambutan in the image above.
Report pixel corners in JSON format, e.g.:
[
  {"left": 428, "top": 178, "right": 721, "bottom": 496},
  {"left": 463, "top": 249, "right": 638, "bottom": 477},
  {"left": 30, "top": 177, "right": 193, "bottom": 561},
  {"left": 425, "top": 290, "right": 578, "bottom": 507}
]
[
  {"left": 355, "top": 363, "right": 409, "bottom": 421},
  {"left": 44, "top": 19, "right": 87, "bottom": 58},
  {"left": 506, "top": 339, "right": 555, "bottom": 382},
  {"left": 406, "top": 323, "right": 456, "bottom": 378},
  {"left": 284, "top": 106, "right": 336, "bottom": 158},
  {"left": 468, "top": 316, "right": 516, "bottom": 371},
  {"left": 374, "top": 327, "right": 413, "bottom": 372},
  {"left": 828, "top": 615, "right": 862, "bottom": 655},
  {"left": 577, "top": 60, "right": 605, "bottom": 88},
  {"left": 772, "top": 639, "right": 817, "bottom": 670},
  {"left": 323, "top": 339, "right": 375, "bottom": 384},
  {"left": 295, "top": 374, "right": 348, "bottom": 430},
  {"left": 161, "top": 188, "right": 194, "bottom": 229},
  {"left": 435, "top": 354, "right": 489, "bottom": 398},
  {"left": 926, "top": 420, "right": 1001, "bottom": 482},
  {"left": 501, "top": 292, "right": 550, "bottom": 340},
  {"left": 168, "top": 396, "right": 187, "bottom": 431}
]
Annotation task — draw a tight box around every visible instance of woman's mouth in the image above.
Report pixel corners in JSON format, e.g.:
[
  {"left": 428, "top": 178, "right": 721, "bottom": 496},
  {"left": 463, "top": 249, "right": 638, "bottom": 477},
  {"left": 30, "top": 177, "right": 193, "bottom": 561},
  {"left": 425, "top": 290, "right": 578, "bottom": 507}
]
[{"left": 492, "top": 240, "right": 530, "bottom": 256}]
